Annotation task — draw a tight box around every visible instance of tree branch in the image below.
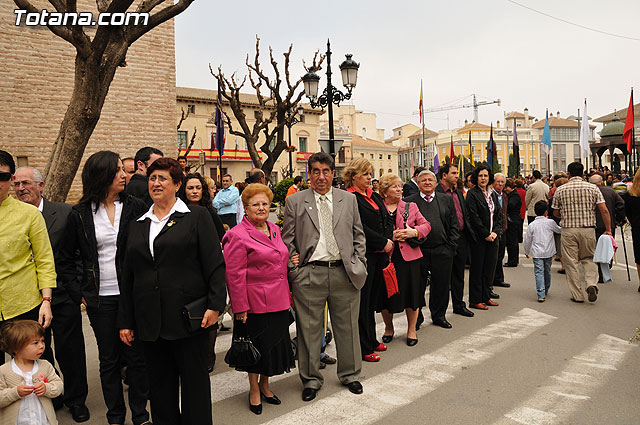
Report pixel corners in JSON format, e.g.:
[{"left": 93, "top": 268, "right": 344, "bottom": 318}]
[
  {"left": 126, "top": 0, "right": 195, "bottom": 44},
  {"left": 177, "top": 107, "right": 189, "bottom": 130}
]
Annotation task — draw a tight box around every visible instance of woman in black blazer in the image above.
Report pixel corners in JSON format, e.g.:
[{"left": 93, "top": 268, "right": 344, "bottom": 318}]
[
  {"left": 61, "top": 151, "right": 150, "bottom": 425},
  {"left": 343, "top": 158, "right": 393, "bottom": 362},
  {"left": 465, "top": 165, "right": 503, "bottom": 310},
  {"left": 118, "top": 158, "right": 226, "bottom": 425}
]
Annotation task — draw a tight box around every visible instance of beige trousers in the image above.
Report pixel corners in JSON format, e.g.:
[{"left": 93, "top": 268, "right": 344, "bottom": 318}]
[{"left": 561, "top": 227, "right": 598, "bottom": 301}]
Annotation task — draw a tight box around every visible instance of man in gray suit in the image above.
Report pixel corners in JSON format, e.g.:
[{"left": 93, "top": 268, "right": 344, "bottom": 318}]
[
  {"left": 14, "top": 167, "right": 90, "bottom": 423},
  {"left": 282, "top": 152, "right": 367, "bottom": 402}
]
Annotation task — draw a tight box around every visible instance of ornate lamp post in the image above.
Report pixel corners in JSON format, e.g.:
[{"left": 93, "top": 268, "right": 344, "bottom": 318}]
[
  {"left": 302, "top": 39, "right": 359, "bottom": 160},
  {"left": 286, "top": 105, "right": 305, "bottom": 177}
]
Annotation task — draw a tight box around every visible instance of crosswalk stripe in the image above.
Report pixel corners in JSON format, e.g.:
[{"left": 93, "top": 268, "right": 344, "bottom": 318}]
[
  {"left": 495, "top": 333, "right": 634, "bottom": 425},
  {"left": 258, "top": 308, "right": 556, "bottom": 425}
]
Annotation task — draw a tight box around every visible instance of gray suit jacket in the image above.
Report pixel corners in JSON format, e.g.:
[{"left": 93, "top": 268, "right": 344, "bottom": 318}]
[
  {"left": 282, "top": 188, "right": 367, "bottom": 289},
  {"left": 42, "top": 198, "right": 75, "bottom": 305}
]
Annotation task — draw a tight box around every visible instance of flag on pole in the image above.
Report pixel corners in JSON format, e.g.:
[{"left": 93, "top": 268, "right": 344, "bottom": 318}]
[
  {"left": 487, "top": 123, "right": 497, "bottom": 172},
  {"left": 623, "top": 89, "right": 635, "bottom": 155},
  {"left": 468, "top": 131, "right": 474, "bottom": 166},
  {"left": 579, "top": 99, "right": 590, "bottom": 158},
  {"left": 419, "top": 81, "right": 424, "bottom": 124},
  {"left": 541, "top": 109, "right": 551, "bottom": 155},
  {"left": 450, "top": 135, "right": 455, "bottom": 164},
  {"left": 214, "top": 80, "right": 225, "bottom": 156},
  {"left": 459, "top": 138, "right": 464, "bottom": 177},
  {"left": 433, "top": 147, "right": 440, "bottom": 175},
  {"left": 513, "top": 118, "right": 520, "bottom": 176}
]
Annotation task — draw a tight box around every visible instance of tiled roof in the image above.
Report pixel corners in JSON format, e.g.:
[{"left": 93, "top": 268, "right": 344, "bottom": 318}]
[
  {"left": 456, "top": 122, "right": 492, "bottom": 133},
  {"left": 409, "top": 128, "right": 438, "bottom": 138},
  {"left": 531, "top": 116, "right": 595, "bottom": 129},
  {"left": 594, "top": 103, "right": 640, "bottom": 123},
  {"left": 351, "top": 135, "right": 399, "bottom": 150},
  {"left": 504, "top": 111, "right": 536, "bottom": 119}
]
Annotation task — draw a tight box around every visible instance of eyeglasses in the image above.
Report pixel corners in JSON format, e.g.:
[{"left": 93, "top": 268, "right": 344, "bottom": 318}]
[
  {"left": 310, "top": 169, "right": 332, "bottom": 177},
  {"left": 0, "top": 172, "right": 11, "bottom": 182},
  {"left": 248, "top": 202, "right": 270, "bottom": 209},
  {"left": 13, "top": 180, "right": 38, "bottom": 188},
  {"left": 149, "top": 175, "right": 170, "bottom": 183}
]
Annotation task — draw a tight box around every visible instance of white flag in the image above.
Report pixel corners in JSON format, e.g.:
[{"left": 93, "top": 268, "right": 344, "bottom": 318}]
[{"left": 579, "top": 99, "right": 590, "bottom": 159}]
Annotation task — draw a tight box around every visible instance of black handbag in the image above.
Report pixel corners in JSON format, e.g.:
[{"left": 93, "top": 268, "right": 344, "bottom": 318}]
[
  {"left": 182, "top": 296, "right": 208, "bottom": 333},
  {"left": 224, "top": 319, "right": 261, "bottom": 368},
  {"left": 402, "top": 202, "right": 426, "bottom": 248}
]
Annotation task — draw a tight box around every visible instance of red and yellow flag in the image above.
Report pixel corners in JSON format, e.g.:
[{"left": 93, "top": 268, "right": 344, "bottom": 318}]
[{"left": 419, "top": 80, "right": 423, "bottom": 124}]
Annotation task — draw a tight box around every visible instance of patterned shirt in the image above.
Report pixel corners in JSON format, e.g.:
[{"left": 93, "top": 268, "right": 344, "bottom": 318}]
[{"left": 551, "top": 177, "right": 605, "bottom": 228}]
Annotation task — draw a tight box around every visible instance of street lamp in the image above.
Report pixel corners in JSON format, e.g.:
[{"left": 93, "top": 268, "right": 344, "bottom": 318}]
[
  {"left": 285, "top": 105, "right": 305, "bottom": 177},
  {"left": 302, "top": 39, "right": 359, "bottom": 159}
]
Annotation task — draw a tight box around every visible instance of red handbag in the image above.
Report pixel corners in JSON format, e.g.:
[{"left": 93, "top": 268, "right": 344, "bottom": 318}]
[{"left": 383, "top": 261, "right": 399, "bottom": 298}]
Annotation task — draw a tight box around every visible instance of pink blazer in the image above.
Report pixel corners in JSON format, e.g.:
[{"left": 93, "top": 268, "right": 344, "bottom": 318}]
[
  {"left": 222, "top": 217, "right": 291, "bottom": 314},
  {"left": 393, "top": 200, "right": 431, "bottom": 262}
]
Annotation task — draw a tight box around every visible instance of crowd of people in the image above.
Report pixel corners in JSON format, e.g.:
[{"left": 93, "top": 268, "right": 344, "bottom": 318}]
[{"left": 1, "top": 145, "right": 640, "bottom": 424}]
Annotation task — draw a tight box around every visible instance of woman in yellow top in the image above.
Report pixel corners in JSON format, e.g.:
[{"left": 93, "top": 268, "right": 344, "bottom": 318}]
[{"left": 0, "top": 150, "right": 57, "bottom": 366}]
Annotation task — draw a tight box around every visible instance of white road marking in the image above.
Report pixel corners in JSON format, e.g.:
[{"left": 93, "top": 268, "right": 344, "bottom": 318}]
[
  {"left": 259, "top": 308, "right": 556, "bottom": 425},
  {"left": 495, "top": 333, "right": 635, "bottom": 425}
]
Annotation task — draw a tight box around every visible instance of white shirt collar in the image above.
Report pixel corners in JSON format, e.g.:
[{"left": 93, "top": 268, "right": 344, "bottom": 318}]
[
  {"left": 313, "top": 187, "right": 333, "bottom": 203},
  {"left": 138, "top": 197, "right": 191, "bottom": 222},
  {"left": 420, "top": 191, "right": 435, "bottom": 201},
  {"left": 37, "top": 198, "right": 43, "bottom": 212}
]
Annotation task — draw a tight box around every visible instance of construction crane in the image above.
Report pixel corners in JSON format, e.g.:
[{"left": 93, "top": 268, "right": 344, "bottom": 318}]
[{"left": 423, "top": 94, "right": 501, "bottom": 123}]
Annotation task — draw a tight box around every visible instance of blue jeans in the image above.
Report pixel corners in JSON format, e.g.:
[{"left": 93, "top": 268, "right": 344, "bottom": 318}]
[{"left": 533, "top": 257, "right": 552, "bottom": 298}]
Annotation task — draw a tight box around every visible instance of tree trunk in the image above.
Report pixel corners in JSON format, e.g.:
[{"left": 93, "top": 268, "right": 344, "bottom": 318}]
[{"left": 44, "top": 44, "right": 128, "bottom": 202}]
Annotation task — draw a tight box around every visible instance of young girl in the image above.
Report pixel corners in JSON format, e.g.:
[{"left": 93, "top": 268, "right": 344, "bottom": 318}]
[{"left": 0, "top": 320, "right": 63, "bottom": 425}]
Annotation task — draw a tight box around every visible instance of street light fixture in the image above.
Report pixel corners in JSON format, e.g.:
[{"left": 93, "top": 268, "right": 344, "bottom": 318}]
[
  {"left": 302, "top": 39, "right": 359, "bottom": 160},
  {"left": 285, "top": 105, "right": 305, "bottom": 177}
]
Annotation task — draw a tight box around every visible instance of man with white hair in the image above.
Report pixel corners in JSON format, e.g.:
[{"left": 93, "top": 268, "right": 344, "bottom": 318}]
[
  {"left": 13, "top": 166, "right": 90, "bottom": 422},
  {"left": 492, "top": 173, "right": 510, "bottom": 293}
]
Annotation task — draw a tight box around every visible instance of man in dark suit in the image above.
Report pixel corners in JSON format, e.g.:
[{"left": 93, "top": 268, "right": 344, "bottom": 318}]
[
  {"left": 406, "top": 170, "right": 459, "bottom": 329},
  {"left": 124, "top": 146, "right": 164, "bottom": 207},
  {"left": 491, "top": 173, "right": 510, "bottom": 292},
  {"left": 589, "top": 174, "right": 626, "bottom": 282},
  {"left": 282, "top": 152, "right": 367, "bottom": 402},
  {"left": 14, "top": 166, "right": 90, "bottom": 423},
  {"left": 504, "top": 179, "right": 523, "bottom": 267},
  {"left": 436, "top": 164, "right": 474, "bottom": 318},
  {"left": 402, "top": 167, "right": 425, "bottom": 199}
]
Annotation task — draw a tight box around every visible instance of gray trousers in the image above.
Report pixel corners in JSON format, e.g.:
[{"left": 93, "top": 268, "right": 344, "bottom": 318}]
[{"left": 291, "top": 264, "right": 361, "bottom": 390}]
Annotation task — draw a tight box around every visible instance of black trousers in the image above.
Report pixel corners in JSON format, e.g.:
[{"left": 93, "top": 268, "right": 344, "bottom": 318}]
[
  {"left": 421, "top": 246, "right": 454, "bottom": 320},
  {"left": 0, "top": 304, "right": 55, "bottom": 367},
  {"left": 450, "top": 234, "right": 469, "bottom": 311},
  {"left": 86, "top": 296, "right": 149, "bottom": 425},
  {"left": 469, "top": 239, "right": 499, "bottom": 305},
  {"left": 219, "top": 213, "right": 237, "bottom": 229},
  {"left": 505, "top": 220, "right": 522, "bottom": 266},
  {"left": 359, "top": 253, "right": 384, "bottom": 355},
  {"left": 51, "top": 298, "right": 89, "bottom": 407},
  {"left": 493, "top": 235, "right": 507, "bottom": 285},
  {"left": 142, "top": 332, "right": 212, "bottom": 425}
]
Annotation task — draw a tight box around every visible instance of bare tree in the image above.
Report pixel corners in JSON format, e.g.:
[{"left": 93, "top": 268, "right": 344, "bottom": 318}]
[
  {"left": 13, "top": 0, "right": 196, "bottom": 202},
  {"left": 211, "top": 36, "right": 324, "bottom": 182}
]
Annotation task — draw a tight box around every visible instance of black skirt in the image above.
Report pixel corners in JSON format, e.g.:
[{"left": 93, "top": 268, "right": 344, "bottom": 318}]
[
  {"left": 379, "top": 243, "right": 426, "bottom": 313},
  {"left": 235, "top": 309, "right": 295, "bottom": 376}
]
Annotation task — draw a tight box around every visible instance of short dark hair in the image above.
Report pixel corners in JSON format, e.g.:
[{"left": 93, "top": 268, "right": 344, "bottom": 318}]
[
  {"left": 0, "top": 320, "right": 45, "bottom": 358},
  {"left": 147, "top": 157, "right": 183, "bottom": 184},
  {"left": 133, "top": 147, "right": 164, "bottom": 171},
  {"left": 178, "top": 173, "right": 212, "bottom": 210},
  {"left": 567, "top": 161, "right": 584, "bottom": 178},
  {"left": 532, "top": 170, "right": 542, "bottom": 179},
  {"left": 534, "top": 200, "right": 548, "bottom": 216},
  {"left": 308, "top": 152, "right": 334, "bottom": 171},
  {"left": 80, "top": 151, "right": 122, "bottom": 207},
  {"left": 372, "top": 178, "right": 379, "bottom": 183},
  {"left": 505, "top": 178, "right": 516, "bottom": 189},
  {"left": 177, "top": 156, "right": 187, "bottom": 161},
  {"left": 247, "top": 169, "right": 265, "bottom": 183},
  {"left": 293, "top": 176, "right": 303, "bottom": 185},
  {"left": 413, "top": 167, "right": 426, "bottom": 178},
  {"left": 440, "top": 163, "right": 457, "bottom": 176},
  {"left": 470, "top": 164, "right": 494, "bottom": 186},
  {"left": 0, "top": 150, "right": 16, "bottom": 174}
]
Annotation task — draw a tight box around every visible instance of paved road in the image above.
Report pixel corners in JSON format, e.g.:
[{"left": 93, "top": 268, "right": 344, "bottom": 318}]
[{"left": 48, "top": 240, "right": 639, "bottom": 425}]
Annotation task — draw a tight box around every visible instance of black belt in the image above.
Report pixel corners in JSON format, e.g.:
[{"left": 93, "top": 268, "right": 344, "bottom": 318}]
[{"left": 308, "top": 260, "right": 343, "bottom": 268}]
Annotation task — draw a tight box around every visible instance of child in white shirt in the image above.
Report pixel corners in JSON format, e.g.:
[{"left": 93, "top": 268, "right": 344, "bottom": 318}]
[
  {"left": 0, "top": 320, "right": 63, "bottom": 425},
  {"left": 524, "top": 200, "right": 561, "bottom": 302}
]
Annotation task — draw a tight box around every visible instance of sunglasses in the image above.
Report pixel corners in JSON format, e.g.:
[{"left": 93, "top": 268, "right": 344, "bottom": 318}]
[{"left": 0, "top": 172, "right": 12, "bottom": 182}]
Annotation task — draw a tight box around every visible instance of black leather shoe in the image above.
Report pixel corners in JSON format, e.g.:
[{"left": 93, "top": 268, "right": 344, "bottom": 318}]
[
  {"left": 319, "top": 362, "right": 326, "bottom": 369},
  {"left": 489, "top": 292, "right": 500, "bottom": 299},
  {"left": 503, "top": 263, "right": 518, "bottom": 267},
  {"left": 345, "top": 381, "right": 363, "bottom": 395},
  {"left": 261, "top": 392, "right": 281, "bottom": 405},
  {"left": 381, "top": 333, "right": 394, "bottom": 343},
  {"left": 494, "top": 282, "right": 511, "bottom": 288},
  {"left": 453, "top": 307, "right": 474, "bottom": 317},
  {"left": 302, "top": 388, "right": 318, "bottom": 402},
  {"left": 432, "top": 319, "right": 452, "bottom": 329},
  {"left": 69, "top": 404, "right": 90, "bottom": 423},
  {"left": 416, "top": 310, "right": 424, "bottom": 331},
  {"left": 248, "top": 396, "right": 262, "bottom": 415},
  {"left": 406, "top": 338, "right": 418, "bottom": 346},
  {"left": 320, "top": 354, "right": 336, "bottom": 364}
]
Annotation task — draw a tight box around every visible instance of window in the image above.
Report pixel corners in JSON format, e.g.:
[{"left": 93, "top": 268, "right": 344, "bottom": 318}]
[
  {"left": 388, "top": 155, "right": 392, "bottom": 160},
  {"left": 553, "top": 144, "right": 566, "bottom": 171},
  {"left": 187, "top": 104, "right": 195, "bottom": 114},
  {"left": 379, "top": 168, "right": 383, "bottom": 177},
  {"left": 254, "top": 110, "right": 260, "bottom": 119},
  {"left": 379, "top": 154, "right": 383, "bottom": 160},
  {"left": 398, "top": 130, "right": 402, "bottom": 136},
  {"left": 388, "top": 168, "right": 392, "bottom": 173},
  {"left": 360, "top": 153, "right": 364, "bottom": 158},
  {"left": 177, "top": 130, "right": 188, "bottom": 149},
  {"left": 573, "top": 144, "right": 582, "bottom": 162},
  {"left": 370, "top": 154, "right": 374, "bottom": 159},
  {"left": 298, "top": 137, "right": 308, "bottom": 153}
]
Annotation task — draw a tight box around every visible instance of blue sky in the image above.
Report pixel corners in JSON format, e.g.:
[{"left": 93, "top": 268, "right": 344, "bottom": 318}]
[{"left": 174, "top": 0, "right": 640, "bottom": 136}]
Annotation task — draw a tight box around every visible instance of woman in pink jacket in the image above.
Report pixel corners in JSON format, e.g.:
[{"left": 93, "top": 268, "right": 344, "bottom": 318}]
[
  {"left": 377, "top": 174, "right": 431, "bottom": 346},
  {"left": 221, "top": 184, "right": 296, "bottom": 416}
]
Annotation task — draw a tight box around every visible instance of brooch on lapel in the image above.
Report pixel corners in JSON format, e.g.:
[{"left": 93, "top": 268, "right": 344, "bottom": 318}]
[{"left": 167, "top": 220, "right": 176, "bottom": 227}]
